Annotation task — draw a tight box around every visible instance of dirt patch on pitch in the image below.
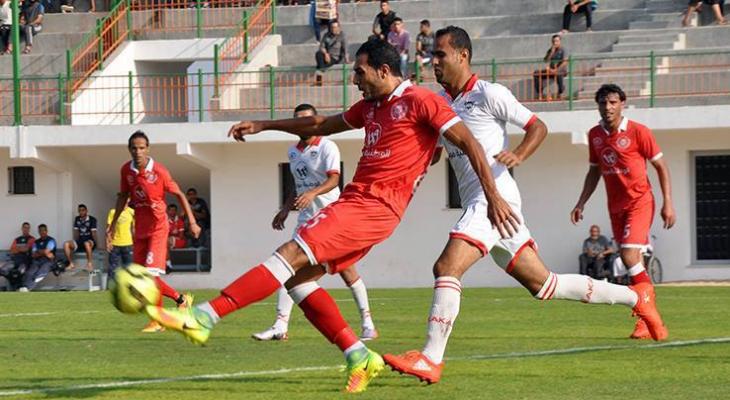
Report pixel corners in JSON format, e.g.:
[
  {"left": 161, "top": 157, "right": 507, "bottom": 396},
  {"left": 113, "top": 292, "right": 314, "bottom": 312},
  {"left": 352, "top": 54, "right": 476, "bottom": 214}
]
[{"left": 659, "top": 280, "right": 730, "bottom": 287}]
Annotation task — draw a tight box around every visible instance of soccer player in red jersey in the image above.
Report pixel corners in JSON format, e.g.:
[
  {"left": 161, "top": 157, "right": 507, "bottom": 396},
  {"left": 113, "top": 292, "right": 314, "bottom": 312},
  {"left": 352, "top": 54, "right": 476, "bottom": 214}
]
[
  {"left": 145, "top": 40, "right": 519, "bottom": 393},
  {"left": 109, "top": 131, "right": 200, "bottom": 332},
  {"left": 571, "top": 84, "right": 676, "bottom": 340}
]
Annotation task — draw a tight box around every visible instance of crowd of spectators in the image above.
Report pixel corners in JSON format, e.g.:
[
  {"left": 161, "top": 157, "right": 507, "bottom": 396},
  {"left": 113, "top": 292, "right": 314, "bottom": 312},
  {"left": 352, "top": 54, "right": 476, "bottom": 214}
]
[{"left": 0, "top": 188, "right": 211, "bottom": 291}]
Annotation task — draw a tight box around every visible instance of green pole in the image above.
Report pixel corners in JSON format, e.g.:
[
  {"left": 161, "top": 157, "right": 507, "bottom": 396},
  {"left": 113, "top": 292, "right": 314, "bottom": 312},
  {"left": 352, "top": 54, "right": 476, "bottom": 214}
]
[
  {"left": 341, "top": 64, "right": 348, "bottom": 111},
  {"left": 243, "top": 10, "right": 249, "bottom": 63},
  {"left": 649, "top": 51, "right": 656, "bottom": 108},
  {"left": 197, "top": 69, "right": 204, "bottom": 122},
  {"left": 126, "top": 0, "right": 134, "bottom": 41},
  {"left": 11, "top": 0, "right": 21, "bottom": 125},
  {"left": 270, "top": 0, "right": 277, "bottom": 35},
  {"left": 66, "top": 49, "right": 72, "bottom": 82},
  {"left": 269, "top": 65, "right": 275, "bottom": 119},
  {"left": 128, "top": 71, "right": 134, "bottom": 124},
  {"left": 490, "top": 58, "right": 497, "bottom": 83},
  {"left": 567, "top": 55, "right": 574, "bottom": 111},
  {"left": 414, "top": 60, "right": 420, "bottom": 83},
  {"left": 97, "top": 19, "right": 104, "bottom": 70},
  {"left": 213, "top": 44, "right": 219, "bottom": 98},
  {"left": 196, "top": 0, "right": 202, "bottom": 39},
  {"left": 57, "top": 73, "right": 65, "bottom": 125}
]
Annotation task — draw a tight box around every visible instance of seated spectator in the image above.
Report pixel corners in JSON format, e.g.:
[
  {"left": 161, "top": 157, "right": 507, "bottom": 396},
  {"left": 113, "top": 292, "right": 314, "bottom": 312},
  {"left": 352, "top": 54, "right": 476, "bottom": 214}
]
[
  {"left": 106, "top": 202, "right": 134, "bottom": 281},
  {"left": 314, "top": 21, "right": 348, "bottom": 85},
  {"left": 561, "top": 0, "right": 593, "bottom": 33},
  {"left": 185, "top": 187, "right": 209, "bottom": 247},
  {"left": 60, "top": 0, "right": 95, "bottom": 14},
  {"left": 370, "top": 0, "right": 396, "bottom": 41},
  {"left": 311, "top": 0, "right": 338, "bottom": 42},
  {"left": 63, "top": 204, "right": 98, "bottom": 271},
  {"left": 387, "top": 17, "right": 410, "bottom": 76},
  {"left": 533, "top": 34, "right": 567, "bottom": 101},
  {"left": 20, "top": 0, "right": 43, "bottom": 54},
  {"left": 682, "top": 0, "right": 726, "bottom": 26},
  {"left": 0, "top": 0, "right": 12, "bottom": 54},
  {"left": 579, "top": 224, "right": 614, "bottom": 279},
  {"left": 19, "top": 224, "right": 56, "bottom": 292},
  {"left": 0, "top": 222, "right": 35, "bottom": 290},
  {"left": 415, "top": 19, "right": 434, "bottom": 72}
]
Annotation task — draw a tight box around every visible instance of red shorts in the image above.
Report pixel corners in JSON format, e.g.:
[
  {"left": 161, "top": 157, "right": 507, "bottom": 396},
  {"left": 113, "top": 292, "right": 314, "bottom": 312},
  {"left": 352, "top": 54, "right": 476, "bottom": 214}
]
[
  {"left": 610, "top": 199, "right": 654, "bottom": 248},
  {"left": 133, "top": 229, "right": 168, "bottom": 275},
  {"left": 294, "top": 191, "right": 401, "bottom": 274}
]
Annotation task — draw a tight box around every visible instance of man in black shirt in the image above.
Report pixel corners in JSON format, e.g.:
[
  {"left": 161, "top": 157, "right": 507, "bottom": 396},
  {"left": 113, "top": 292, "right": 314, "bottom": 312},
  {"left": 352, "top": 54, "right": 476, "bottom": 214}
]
[
  {"left": 370, "top": 0, "right": 397, "bottom": 41},
  {"left": 186, "top": 188, "right": 210, "bottom": 247},
  {"left": 0, "top": 222, "right": 35, "bottom": 290},
  {"left": 63, "top": 204, "right": 98, "bottom": 271},
  {"left": 19, "top": 224, "right": 56, "bottom": 292},
  {"left": 532, "top": 34, "right": 568, "bottom": 100}
]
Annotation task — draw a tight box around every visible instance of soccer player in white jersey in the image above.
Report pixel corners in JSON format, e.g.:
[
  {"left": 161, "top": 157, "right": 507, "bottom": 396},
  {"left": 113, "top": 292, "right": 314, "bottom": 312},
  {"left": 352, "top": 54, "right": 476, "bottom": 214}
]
[
  {"left": 383, "top": 26, "right": 666, "bottom": 384},
  {"left": 252, "top": 104, "right": 378, "bottom": 342}
]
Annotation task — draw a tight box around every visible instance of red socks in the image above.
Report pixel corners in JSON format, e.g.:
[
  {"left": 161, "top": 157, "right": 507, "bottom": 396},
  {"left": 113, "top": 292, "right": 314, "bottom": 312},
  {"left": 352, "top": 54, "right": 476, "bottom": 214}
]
[
  {"left": 155, "top": 277, "right": 181, "bottom": 306},
  {"left": 209, "top": 265, "right": 281, "bottom": 318},
  {"left": 298, "top": 288, "right": 359, "bottom": 351}
]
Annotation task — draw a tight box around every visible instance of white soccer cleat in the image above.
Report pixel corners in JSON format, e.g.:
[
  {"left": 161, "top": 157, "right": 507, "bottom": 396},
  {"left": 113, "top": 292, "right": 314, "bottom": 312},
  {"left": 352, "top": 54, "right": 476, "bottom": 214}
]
[
  {"left": 360, "top": 327, "right": 379, "bottom": 341},
  {"left": 251, "top": 326, "right": 288, "bottom": 341}
]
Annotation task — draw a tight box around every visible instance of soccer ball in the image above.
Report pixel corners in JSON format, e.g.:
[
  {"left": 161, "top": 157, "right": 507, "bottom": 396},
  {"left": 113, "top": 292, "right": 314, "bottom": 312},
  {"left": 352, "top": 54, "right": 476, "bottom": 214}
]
[{"left": 109, "top": 264, "right": 160, "bottom": 314}]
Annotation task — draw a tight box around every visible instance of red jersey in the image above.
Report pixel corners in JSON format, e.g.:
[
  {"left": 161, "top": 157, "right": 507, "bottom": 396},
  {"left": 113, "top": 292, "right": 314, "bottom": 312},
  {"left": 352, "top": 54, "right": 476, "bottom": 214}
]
[
  {"left": 168, "top": 215, "right": 185, "bottom": 239},
  {"left": 120, "top": 158, "right": 181, "bottom": 238},
  {"left": 342, "top": 80, "right": 461, "bottom": 216},
  {"left": 588, "top": 117, "right": 663, "bottom": 214}
]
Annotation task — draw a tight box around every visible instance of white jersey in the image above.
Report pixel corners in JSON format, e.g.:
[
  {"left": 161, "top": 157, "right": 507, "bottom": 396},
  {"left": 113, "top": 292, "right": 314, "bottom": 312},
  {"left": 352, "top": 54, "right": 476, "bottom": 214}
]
[
  {"left": 440, "top": 76, "right": 535, "bottom": 205},
  {"left": 287, "top": 137, "right": 341, "bottom": 225}
]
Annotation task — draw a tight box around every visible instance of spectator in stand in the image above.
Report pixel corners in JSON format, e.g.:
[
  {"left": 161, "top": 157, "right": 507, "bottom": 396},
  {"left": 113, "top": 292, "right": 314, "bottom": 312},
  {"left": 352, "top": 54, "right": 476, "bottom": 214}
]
[
  {"left": 533, "top": 34, "right": 568, "bottom": 100},
  {"left": 106, "top": 202, "right": 134, "bottom": 281},
  {"left": 166, "top": 203, "right": 187, "bottom": 270},
  {"left": 60, "top": 0, "right": 95, "bottom": 14},
  {"left": 561, "top": 0, "right": 594, "bottom": 34},
  {"left": 387, "top": 17, "right": 410, "bottom": 76},
  {"left": 63, "top": 204, "right": 98, "bottom": 271},
  {"left": 0, "top": 0, "right": 12, "bottom": 54},
  {"left": 370, "top": 0, "right": 396, "bottom": 41},
  {"left": 0, "top": 222, "right": 35, "bottom": 290},
  {"left": 314, "top": 20, "right": 348, "bottom": 86},
  {"left": 415, "top": 19, "right": 434, "bottom": 74},
  {"left": 19, "top": 224, "right": 56, "bottom": 292},
  {"left": 579, "top": 225, "right": 614, "bottom": 279},
  {"left": 311, "top": 0, "right": 338, "bottom": 42},
  {"left": 20, "top": 0, "right": 43, "bottom": 54},
  {"left": 185, "top": 188, "right": 210, "bottom": 247},
  {"left": 682, "top": 0, "right": 727, "bottom": 26}
]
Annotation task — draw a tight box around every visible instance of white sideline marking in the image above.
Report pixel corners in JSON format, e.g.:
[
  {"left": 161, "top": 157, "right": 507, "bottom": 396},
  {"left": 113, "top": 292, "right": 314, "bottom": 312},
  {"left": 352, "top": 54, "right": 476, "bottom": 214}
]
[
  {"left": 0, "top": 311, "right": 101, "bottom": 318},
  {"left": 1, "top": 337, "right": 729, "bottom": 397}
]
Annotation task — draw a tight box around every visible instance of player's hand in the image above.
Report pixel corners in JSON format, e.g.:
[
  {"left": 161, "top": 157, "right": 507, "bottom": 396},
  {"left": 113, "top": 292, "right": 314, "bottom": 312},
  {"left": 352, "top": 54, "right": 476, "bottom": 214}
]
[
  {"left": 228, "top": 120, "right": 264, "bottom": 142},
  {"left": 661, "top": 203, "right": 676, "bottom": 229},
  {"left": 486, "top": 192, "right": 521, "bottom": 239},
  {"left": 570, "top": 205, "right": 584, "bottom": 225},
  {"left": 190, "top": 222, "right": 202, "bottom": 239},
  {"left": 272, "top": 210, "right": 288, "bottom": 231},
  {"left": 294, "top": 191, "right": 316, "bottom": 210},
  {"left": 494, "top": 151, "right": 522, "bottom": 168}
]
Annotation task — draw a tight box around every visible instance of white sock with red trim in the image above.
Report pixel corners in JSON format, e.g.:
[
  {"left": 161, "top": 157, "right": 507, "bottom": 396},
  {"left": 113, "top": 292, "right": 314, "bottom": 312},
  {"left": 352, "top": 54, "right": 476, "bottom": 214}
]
[
  {"left": 272, "top": 287, "right": 293, "bottom": 332},
  {"left": 348, "top": 278, "right": 375, "bottom": 330},
  {"left": 535, "top": 272, "right": 638, "bottom": 306},
  {"left": 422, "top": 276, "right": 462, "bottom": 364}
]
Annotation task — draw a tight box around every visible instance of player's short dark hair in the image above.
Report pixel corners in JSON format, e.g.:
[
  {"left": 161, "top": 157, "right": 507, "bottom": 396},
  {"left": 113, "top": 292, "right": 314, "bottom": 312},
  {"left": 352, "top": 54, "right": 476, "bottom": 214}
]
[
  {"left": 595, "top": 84, "right": 627, "bottom": 103},
  {"left": 380, "top": 0, "right": 388, "bottom": 4},
  {"left": 78, "top": 204, "right": 87, "bottom": 210},
  {"left": 38, "top": 224, "right": 47, "bottom": 230},
  {"left": 435, "top": 25, "right": 472, "bottom": 63},
  {"left": 186, "top": 188, "right": 197, "bottom": 194},
  {"left": 551, "top": 34, "right": 561, "bottom": 40},
  {"left": 294, "top": 103, "right": 318, "bottom": 115},
  {"left": 356, "top": 39, "right": 402, "bottom": 77},
  {"left": 420, "top": 19, "right": 430, "bottom": 26},
  {"left": 22, "top": 222, "right": 30, "bottom": 227},
  {"left": 393, "top": 17, "right": 403, "bottom": 23},
  {"left": 128, "top": 130, "right": 149, "bottom": 148},
  {"left": 168, "top": 203, "right": 177, "bottom": 209}
]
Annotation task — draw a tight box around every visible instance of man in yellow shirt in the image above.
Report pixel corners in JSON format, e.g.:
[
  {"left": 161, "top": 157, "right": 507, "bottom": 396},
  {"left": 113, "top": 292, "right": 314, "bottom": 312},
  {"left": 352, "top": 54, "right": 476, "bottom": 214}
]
[{"left": 106, "top": 203, "right": 134, "bottom": 281}]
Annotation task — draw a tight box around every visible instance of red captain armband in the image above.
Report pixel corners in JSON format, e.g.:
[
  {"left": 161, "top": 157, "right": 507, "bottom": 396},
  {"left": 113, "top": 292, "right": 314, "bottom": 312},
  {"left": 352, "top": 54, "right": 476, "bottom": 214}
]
[{"left": 523, "top": 115, "right": 538, "bottom": 130}]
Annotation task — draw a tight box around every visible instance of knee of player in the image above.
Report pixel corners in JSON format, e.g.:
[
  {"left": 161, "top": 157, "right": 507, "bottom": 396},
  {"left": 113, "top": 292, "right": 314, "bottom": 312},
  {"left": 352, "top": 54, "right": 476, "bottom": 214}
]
[{"left": 275, "top": 240, "right": 310, "bottom": 272}]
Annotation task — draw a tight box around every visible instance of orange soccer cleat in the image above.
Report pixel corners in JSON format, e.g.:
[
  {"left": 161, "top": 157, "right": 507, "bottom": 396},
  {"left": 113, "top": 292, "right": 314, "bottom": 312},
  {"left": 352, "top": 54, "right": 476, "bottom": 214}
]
[
  {"left": 629, "top": 283, "right": 668, "bottom": 341},
  {"left": 630, "top": 318, "right": 652, "bottom": 340},
  {"left": 383, "top": 350, "right": 444, "bottom": 384}
]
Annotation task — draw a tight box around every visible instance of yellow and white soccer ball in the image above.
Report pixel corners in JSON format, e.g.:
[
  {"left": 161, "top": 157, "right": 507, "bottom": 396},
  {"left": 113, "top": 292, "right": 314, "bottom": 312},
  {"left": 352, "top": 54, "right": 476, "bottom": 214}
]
[{"left": 109, "top": 263, "right": 160, "bottom": 314}]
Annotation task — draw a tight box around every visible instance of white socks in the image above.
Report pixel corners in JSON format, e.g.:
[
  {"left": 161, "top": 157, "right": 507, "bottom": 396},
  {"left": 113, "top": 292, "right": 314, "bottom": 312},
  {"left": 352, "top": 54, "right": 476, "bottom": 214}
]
[
  {"left": 272, "top": 287, "right": 294, "bottom": 332},
  {"left": 422, "top": 276, "right": 462, "bottom": 364},
  {"left": 349, "top": 278, "right": 375, "bottom": 330},
  {"left": 535, "top": 272, "right": 638, "bottom": 307},
  {"left": 262, "top": 252, "right": 295, "bottom": 285},
  {"left": 197, "top": 302, "right": 221, "bottom": 325},
  {"left": 627, "top": 262, "right": 645, "bottom": 278}
]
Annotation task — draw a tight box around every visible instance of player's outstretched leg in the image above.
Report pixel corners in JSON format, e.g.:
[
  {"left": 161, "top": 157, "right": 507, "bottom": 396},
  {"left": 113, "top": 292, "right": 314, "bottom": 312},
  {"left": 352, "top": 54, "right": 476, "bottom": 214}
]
[
  {"left": 252, "top": 287, "right": 292, "bottom": 341},
  {"left": 618, "top": 248, "right": 664, "bottom": 340},
  {"left": 142, "top": 276, "right": 191, "bottom": 333},
  {"left": 340, "top": 266, "right": 378, "bottom": 341}
]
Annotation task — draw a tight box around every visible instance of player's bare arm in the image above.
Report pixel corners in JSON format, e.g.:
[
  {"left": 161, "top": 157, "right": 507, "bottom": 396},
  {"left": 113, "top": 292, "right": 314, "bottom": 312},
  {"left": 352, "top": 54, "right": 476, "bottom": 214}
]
[
  {"left": 173, "top": 188, "right": 201, "bottom": 239},
  {"left": 651, "top": 157, "right": 676, "bottom": 229},
  {"left": 443, "top": 121, "right": 521, "bottom": 238},
  {"left": 228, "top": 115, "right": 351, "bottom": 142},
  {"left": 294, "top": 172, "right": 340, "bottom": 210},
  {"left": 108, "top": 191, "right": 130, "bottom": 242},
  {"left": 571, "top": 165, "right": 601, "bottom": 224},
  {"left": 494, "top": 117, "right": 548, "bottom": 168}
]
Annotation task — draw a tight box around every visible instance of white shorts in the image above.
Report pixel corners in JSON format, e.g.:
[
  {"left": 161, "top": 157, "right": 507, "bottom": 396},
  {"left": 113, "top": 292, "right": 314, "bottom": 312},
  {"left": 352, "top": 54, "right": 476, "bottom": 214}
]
[{"left": 450, "top": 199, "right": 536, "bottom": 273}]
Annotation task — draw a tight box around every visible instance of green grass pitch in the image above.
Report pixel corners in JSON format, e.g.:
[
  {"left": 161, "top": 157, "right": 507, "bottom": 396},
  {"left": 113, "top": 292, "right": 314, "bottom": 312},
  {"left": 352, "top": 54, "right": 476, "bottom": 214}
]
[{"left": 1, "top": 286, "right": 728, "bottom": 399}]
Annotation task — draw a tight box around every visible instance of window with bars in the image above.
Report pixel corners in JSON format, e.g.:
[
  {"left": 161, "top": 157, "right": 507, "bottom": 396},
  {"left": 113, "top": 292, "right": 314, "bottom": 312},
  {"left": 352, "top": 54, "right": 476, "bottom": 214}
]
[
  {"left": 7, "top": 167, "right": 35, "bottom": 195},
  {"left": 694, "top": 154, "right": 730, "bottom": 261},
  {"left": 279, "top": 162, "right": 345, "bottom": 209}
]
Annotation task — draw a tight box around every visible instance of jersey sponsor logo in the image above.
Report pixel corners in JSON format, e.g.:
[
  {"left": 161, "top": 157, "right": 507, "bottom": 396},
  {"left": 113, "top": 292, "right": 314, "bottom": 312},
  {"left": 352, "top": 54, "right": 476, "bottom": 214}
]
[
  {"left": 601, "top": 148, "right": 618, "bottom": 166},
  {"left": 616, "top": 135, "right": 631, "bottom": 150},
  {"left": 364, "top": 123, "right": 382, "bottom": 147},
  {"left": 135, "top": 186, "right": 147, "bottom": 200},
  {"left": 293, "top": 161, "right": 309, "bottom": 179},
  {"left": 390, "top": 100, "right": 408, "bottom": 121}
]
